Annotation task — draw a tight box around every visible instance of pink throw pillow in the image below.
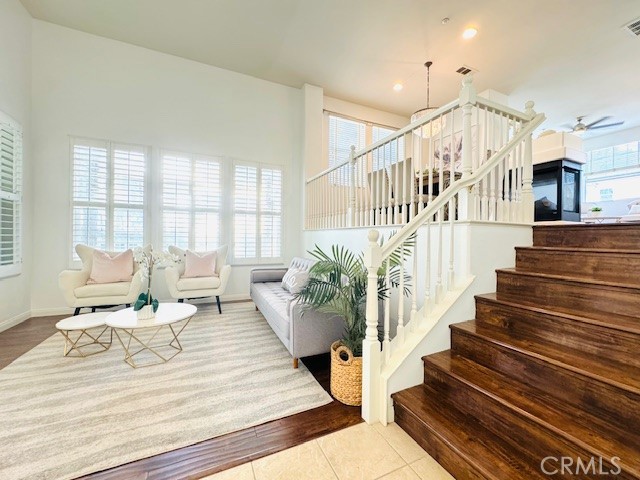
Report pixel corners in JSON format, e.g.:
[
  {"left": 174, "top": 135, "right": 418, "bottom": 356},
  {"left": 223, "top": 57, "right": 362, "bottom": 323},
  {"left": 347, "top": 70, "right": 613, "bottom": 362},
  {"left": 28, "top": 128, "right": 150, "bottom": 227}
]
[
  {"left": 183, "top": 250, "right": 218, "bottom": 278},
  {"left": 87, "top": 249, "right": 134, "bottom": 284}
]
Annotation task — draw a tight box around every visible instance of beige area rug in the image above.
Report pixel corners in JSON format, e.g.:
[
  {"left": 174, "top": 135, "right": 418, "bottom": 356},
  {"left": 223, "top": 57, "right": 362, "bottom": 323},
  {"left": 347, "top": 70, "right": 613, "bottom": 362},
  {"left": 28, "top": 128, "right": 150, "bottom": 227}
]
[{"left": 0, "top": 302, "right": 332, "bottom": 480}]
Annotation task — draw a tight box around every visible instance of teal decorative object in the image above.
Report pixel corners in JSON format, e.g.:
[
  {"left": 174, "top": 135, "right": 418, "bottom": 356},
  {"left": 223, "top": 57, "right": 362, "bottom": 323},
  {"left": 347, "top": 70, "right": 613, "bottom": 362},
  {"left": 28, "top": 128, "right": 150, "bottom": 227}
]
[{"left": 133, "top": 292, "right": 159, "bottom": 312}]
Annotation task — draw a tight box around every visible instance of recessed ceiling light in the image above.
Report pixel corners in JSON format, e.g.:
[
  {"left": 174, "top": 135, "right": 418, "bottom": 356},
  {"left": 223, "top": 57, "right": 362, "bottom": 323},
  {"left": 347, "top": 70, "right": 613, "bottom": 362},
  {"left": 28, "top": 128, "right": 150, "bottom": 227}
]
[
  {"left": 462, "top": 27, "right": 478, "bottom": 39},
  {"left": 393, "top": 83, "right": 403, "bottom": 92}
]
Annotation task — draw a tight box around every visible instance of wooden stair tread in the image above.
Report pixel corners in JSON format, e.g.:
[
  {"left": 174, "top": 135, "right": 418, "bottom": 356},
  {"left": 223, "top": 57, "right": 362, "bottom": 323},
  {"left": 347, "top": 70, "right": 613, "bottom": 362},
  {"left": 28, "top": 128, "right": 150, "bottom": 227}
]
[
  {"left": 424, "top": 351, "right": 640, "bottom": 475},
  {"left": 515, "top": 246, "right": 640, "bottom": 255},
  {"left": 476, "top": 292, "right": 640, "bottom": 335},
  {"left": 451, "top": 320, "right": 640, "bottom": 394},
  {"left": 496, "top": 267, "right": 640, "bottom": 291},
  {"left": 393, "top": 385, "right": 547, "bottom": 480}
]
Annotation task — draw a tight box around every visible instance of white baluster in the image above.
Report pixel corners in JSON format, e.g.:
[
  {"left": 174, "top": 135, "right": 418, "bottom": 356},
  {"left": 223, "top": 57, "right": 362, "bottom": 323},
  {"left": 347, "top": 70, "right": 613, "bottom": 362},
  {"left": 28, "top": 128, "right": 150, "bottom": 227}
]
[
  {"left": 402, "top": 138, "right": 409, "bottom": 224},
  {"left": 417, "top": 127, "right": 424, "bottom": 213},
  {"left": 349, "top": 146, "right": 356, "bottom": 227},
  {"left": 496, "top": 113, "right": 505, "bottom": 222},
  {"left": 397, "top": 247, "right": 405, "bottom": 345},
  {"left": 384, "top": 258, "right": 391, "bottom": 363},
  {"left": 387, "top": 143, "right": 393, "bottom": 225},
  {"left": 481, "top": 107, "right": 489, "bottom": 221},
  {"left": 522, "top": 101, "right": 535, "bottom": 223},
  {"left": 410, "top": 238, "right": 418, "bottom": 331},
  {"left": 423, "top": 218, "right": 432, "bottom": 324},
  {"left": 436, "top": 204, "right": 443, "bottom": 303}
]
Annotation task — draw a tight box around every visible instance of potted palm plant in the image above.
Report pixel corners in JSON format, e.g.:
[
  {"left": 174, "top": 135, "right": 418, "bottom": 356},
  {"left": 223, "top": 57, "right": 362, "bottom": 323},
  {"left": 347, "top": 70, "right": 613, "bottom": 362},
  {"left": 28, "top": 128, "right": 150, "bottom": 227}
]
[{"left": 295, "top": 233, "right": 414, "bottom": 406}]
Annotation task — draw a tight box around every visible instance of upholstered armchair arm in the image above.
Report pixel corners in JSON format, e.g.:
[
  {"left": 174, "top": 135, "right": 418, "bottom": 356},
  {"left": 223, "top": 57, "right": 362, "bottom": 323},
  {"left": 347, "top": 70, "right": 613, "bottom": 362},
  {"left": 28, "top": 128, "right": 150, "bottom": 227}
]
[
  {"left": 127, "top": 270, "right": 145, "bottom": 299},
  {"left": 250, "top": 267, "right": 288, "bottom": 284},
  {"left": 218, "top": 264, "right": 232, "bottom": 291},
  {"left": 58, "top": 269, "right": 89, "bottom": 307},
  {"left": 164, "top": 265, "right": 181, "bottom": 298}
]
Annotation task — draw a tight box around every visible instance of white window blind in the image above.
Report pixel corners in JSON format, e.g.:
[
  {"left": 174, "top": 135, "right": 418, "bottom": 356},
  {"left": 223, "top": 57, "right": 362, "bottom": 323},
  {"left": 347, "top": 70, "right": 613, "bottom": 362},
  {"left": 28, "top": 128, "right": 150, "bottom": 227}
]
[
  {"left": 233, "top": 163, "right": 282, "bottom": 261},
  {"left": 162, "top": 151, "right": 222, "bottom": 251},
  {"left": 71, "top": 138, "right": 147, "bottom": 259},
  {"left": 0, "top": 117, "right": 23, "bottom": 278}
]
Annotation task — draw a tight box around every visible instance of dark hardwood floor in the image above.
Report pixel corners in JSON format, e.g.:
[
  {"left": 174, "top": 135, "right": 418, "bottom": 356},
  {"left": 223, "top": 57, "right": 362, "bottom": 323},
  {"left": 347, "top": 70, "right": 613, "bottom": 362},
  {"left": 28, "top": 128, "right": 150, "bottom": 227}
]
[{"left": 0, "top": 305, "right": 362, "bottom": 480}]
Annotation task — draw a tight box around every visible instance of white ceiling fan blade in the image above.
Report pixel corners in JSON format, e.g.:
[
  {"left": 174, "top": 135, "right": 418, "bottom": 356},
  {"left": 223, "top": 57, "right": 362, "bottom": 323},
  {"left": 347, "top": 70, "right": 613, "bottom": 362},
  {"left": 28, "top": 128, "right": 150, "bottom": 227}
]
[
  {"left": 585, "top": 116, "right": 611, "bottom": 129},
  {"left": 589, "top": 121, "right": 625, "bottom": 130}
]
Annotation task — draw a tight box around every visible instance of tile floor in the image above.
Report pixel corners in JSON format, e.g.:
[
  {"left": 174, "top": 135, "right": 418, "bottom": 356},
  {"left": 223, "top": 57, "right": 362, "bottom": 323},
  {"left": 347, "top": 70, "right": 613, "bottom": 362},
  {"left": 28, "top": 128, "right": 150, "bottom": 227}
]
[{"left": 203, "top": 422, "right": 455, "bottom": 480}]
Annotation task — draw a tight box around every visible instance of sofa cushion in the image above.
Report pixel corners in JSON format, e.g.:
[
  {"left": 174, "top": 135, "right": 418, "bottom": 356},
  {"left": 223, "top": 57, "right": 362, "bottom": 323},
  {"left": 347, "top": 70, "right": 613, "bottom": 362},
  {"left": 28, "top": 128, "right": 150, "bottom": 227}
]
[
  {"left": 176, "top": 276, "right": 221, "bottom": 291},
  {"left": 251, "top": 282, "right": 294, "bottom": 339},
  {"left": 75, "top": 282, "right": 131, "bottom": 298}
]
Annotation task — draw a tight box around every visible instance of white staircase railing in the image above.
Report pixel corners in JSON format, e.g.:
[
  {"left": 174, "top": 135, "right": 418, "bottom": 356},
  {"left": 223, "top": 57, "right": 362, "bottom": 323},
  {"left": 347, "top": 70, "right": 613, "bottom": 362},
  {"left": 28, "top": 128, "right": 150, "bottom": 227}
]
[
  {"left": 355, "top": 77, "right": 545, "bottom": 424},
  {"left": 306, "top": 77, "right": 543, "bottom": 230}
]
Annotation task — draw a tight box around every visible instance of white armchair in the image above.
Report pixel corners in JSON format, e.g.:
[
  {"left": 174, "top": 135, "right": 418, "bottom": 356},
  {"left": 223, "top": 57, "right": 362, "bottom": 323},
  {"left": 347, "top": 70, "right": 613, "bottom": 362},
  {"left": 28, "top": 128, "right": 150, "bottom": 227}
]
[
  {"left": 165, "top": 245, "right": 231, "bottom": 314},
  {"left": 58, "top": 244, "right": 145, "bottom": 316}
]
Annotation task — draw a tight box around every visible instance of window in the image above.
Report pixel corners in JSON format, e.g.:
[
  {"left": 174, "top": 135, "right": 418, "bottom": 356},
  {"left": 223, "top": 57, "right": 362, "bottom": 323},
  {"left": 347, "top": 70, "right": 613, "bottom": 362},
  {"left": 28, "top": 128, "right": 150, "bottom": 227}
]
[
  {"left": 326, "top": 113, "right": 403, "bottom": 174},
  {"left": 586, "top": 142, "right": 640, "bottom": 174},
  {"left": 162, "top": 151, "right": 222, "bottom": 251},
  {"left": 372, "top": 125, "right": 405, "bottom": 170},
  {"left": 233, "top": 163, "right": 283, "bottom": 262},
  {"left": 0, "top": 115, "right": 23, "bottom": 278},
  {"left": 584, "top": 141, "right": 640, "bottom": 203},
  {"left": 71, "top": 138, "right": 147, "bottom": 259}
]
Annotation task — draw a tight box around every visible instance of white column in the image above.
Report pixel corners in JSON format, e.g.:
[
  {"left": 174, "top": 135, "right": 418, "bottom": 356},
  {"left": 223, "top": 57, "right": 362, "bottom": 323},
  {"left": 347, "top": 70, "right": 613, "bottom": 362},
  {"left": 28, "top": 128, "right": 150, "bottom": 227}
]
[{"left": 362, "top": 230, "right": 382, "bottom": 424}]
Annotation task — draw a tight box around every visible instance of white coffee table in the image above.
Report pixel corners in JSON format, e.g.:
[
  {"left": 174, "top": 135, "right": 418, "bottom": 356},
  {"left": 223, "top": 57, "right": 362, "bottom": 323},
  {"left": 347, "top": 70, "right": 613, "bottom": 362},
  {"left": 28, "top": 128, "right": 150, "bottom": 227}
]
[
  {"left": 106, "top": 303, "right": 197, "bottom": 368},
  {"left": 55, "top": 312, "right": 112, "bottom": 357}
]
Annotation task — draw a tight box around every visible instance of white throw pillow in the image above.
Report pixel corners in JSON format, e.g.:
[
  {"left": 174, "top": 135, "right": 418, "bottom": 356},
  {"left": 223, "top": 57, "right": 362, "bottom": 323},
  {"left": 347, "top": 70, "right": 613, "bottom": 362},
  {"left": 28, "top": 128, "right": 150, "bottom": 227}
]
[
  {"left": 183, "top": 250, "right": 218, "bottom": 278},
  {"left": 87, "top": 249, "right": 134, "bottom": 284},
  {"left": 282, "top": 268, "right": 310, "bottom": 294}
]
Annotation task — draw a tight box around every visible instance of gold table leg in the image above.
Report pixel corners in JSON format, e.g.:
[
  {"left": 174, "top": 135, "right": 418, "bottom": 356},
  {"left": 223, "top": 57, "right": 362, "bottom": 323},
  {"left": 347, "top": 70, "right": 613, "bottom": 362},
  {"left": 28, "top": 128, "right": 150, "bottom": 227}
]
[
  {"left": 112, "top": 317, "right": 192, "bottom": 368},
  {"left": 59, "top": 326, "right": 112, "bottom": 357}
]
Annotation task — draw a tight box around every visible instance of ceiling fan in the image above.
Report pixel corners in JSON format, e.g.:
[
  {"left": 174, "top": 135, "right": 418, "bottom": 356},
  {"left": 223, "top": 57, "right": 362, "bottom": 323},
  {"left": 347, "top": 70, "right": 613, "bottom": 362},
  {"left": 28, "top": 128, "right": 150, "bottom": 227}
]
[{"left": 562, "top": 116, "right": 624, "bottom": 135}]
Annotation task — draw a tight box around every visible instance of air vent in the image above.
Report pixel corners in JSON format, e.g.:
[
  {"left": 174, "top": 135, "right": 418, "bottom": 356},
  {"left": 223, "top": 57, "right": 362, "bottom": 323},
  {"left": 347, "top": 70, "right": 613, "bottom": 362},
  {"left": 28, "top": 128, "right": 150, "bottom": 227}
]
[
  {"left": 456, "top": 65, "right": 478, "bottom": 75},
  {"left": 624, "top": 17, "right": 640, "bottom": 36}
]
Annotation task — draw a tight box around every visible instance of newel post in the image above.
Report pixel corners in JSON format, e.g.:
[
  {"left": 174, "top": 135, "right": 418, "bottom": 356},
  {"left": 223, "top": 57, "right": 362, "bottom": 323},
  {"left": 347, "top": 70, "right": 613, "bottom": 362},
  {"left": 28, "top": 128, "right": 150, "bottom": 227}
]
[
  {"left": 362, "top": 229, "right": 382, "bottom": 424},
  {"left": 348, "top": 145, "right": 356, "bottom": 227},
  {"left": 458, "top": 75, "right": 477, "bottom": 220},
  {"left": 522, "top": 101, "right": 536, "bottom": 223}
]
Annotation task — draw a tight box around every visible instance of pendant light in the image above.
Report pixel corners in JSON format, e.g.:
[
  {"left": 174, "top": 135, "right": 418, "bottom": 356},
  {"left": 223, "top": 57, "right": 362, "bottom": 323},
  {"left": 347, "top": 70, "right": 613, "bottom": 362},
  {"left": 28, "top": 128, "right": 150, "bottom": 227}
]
[{"left": 411, "top": 61, "right": 444, "bottom": 138}]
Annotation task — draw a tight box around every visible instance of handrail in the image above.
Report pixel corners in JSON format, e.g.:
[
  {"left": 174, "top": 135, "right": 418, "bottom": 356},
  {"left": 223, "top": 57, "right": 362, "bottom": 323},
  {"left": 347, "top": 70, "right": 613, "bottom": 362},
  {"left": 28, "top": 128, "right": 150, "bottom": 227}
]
[
  {"left": 379, "top": 113, "right": 545, "bottom": 258},
  {"left": 306, "top": 157, "right": 354, "bottom": 183},
  {"left": 475, "top": 97, "right": 533, "bottom": 122},
  {"left": 305, "top": 98, "right": 459, "bottom": 185}
]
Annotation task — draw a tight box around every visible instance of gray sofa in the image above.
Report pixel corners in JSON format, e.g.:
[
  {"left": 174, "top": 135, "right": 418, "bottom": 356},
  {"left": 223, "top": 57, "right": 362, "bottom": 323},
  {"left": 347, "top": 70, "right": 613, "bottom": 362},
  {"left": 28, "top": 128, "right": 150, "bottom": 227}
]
[{"left": 250, "top": 257, "right": 346, "bottom": 368}]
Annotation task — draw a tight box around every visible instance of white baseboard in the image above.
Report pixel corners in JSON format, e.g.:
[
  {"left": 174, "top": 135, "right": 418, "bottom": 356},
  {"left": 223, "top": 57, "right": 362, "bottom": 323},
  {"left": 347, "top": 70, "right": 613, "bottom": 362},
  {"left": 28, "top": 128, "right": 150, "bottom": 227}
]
[
  {"left": 29, "top": 307, "right": 75, "bottom": 317},
  {"left": 0, "top": 311, "right": 31, "bottom": 333}
]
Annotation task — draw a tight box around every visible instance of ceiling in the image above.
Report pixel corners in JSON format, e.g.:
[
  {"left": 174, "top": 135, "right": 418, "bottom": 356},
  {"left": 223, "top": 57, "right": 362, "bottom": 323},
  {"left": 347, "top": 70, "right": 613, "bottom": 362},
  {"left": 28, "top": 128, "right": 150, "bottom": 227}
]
[{"left": 20, "top": 0, "right": 640, "bottom": 136}]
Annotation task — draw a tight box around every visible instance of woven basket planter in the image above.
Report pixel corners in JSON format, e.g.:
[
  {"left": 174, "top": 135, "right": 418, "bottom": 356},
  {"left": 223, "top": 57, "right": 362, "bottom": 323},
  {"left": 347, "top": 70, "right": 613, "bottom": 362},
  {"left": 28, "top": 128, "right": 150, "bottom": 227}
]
[{"left": 330, "top": 340, "right": 362, "bottom": 406}]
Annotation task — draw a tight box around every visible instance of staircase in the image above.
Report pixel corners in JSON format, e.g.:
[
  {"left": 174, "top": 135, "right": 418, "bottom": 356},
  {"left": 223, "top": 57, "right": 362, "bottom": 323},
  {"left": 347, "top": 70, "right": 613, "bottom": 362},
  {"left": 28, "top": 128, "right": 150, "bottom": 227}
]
[{"left": 393, "top": 223, "right": 640, "bottom": 479}]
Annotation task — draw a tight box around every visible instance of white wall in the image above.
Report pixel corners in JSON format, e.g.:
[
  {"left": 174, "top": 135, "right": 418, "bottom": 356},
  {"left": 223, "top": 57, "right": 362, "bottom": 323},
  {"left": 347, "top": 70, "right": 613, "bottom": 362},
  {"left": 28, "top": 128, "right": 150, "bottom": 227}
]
[
  {"left": 583, "top": 125, "right": 640, "bottom": 151},
  {"left": 0, "top": 0, "right": 32, "bottom": 328},
  {"left": 30, "top": 21, "right": 304, "bottom": 314}
]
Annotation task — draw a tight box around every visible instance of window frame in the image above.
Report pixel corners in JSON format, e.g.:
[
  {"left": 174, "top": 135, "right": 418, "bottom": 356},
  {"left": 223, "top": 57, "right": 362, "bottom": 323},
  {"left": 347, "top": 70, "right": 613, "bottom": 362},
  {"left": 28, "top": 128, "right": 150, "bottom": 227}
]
[
  {"left": 232, "top": 160, "right": 284, "bottom": 265},
  {"left": 0, "top": 112, "right": 23, "bottom": 279},
  {"left": 69, "top": 136, "right": 150, "bottom": 267}
]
